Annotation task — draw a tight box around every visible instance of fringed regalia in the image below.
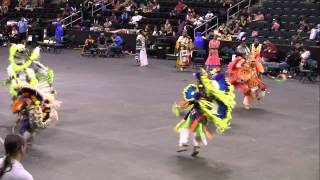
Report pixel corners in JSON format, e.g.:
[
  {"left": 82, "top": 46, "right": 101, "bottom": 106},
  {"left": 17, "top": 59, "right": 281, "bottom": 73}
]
[
  {"left": 173, "top": 69, "right": 235, "bottom": 156},
  {"left": 5, "top": 44, "right": 61, "bottom": 140}
]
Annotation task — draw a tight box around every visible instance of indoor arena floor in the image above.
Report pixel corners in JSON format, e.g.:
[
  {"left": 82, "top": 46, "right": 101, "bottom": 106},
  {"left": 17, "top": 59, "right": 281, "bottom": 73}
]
[{"left": 0, "top": 48, "right": 319, "bottom": 180}]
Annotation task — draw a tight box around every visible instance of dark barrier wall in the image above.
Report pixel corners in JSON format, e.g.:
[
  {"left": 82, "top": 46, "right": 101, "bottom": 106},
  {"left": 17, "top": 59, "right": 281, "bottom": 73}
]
[{"left": 65, "top": 30, "right": 320, "bottom": 61}]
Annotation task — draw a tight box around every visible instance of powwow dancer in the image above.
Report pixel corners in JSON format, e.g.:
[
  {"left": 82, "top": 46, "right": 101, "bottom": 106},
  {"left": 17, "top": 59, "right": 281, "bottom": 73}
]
[
  {"left": 135, "top": 30, "right": 148, "bottom": 67},
  {"left": 175, "top": 31, "right": 193, "bottom": 71},
  {"left": 173, "top": 68, "right": 235, "bottom": 156},
  {"left": 227, "top": 53, "right": 266, "bottom": 110},
  {"left": 5, "top": 44, "right": 60, "bottom": 141}
]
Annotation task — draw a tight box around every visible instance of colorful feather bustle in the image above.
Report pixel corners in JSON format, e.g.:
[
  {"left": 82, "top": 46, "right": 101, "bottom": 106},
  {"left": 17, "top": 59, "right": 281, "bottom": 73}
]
[{"left": 173, "top": 70, "right": 236, "bottom": 139}]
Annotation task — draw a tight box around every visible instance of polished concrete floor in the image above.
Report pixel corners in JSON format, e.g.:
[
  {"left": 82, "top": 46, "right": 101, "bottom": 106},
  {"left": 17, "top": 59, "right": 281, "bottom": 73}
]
[{"left": 0, "top": 48, "right": 319, "bottom": 180}]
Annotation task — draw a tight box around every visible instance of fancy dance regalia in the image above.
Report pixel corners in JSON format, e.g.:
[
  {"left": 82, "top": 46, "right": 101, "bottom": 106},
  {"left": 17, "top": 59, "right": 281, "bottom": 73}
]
[
  {"left": 227, "top": 54, "right": 266, "bottom": 110},
  {"left": 5, "top": 44, "right": 60, "bottom": 140},
  {"left": 135, "top": 33, "right": 148, "bottom": 67},
  {"left": 175, "top": 34, "right": 193, "bottom": 71},
  {"left": 173, "top": 69, "right": 235, "bottom": 156}
]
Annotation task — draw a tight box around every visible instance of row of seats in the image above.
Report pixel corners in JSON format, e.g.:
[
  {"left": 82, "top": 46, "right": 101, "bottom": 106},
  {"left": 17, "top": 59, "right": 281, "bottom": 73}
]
[
  {"left": 265, "top": 8, "right": 319, "bottom": 17},
  {"left": 263, "top": 1, "right": 320, "bottom": 9},
  {"left": 247, "top": 21, "right": 304, "bottom": 31},
  {"left": 244, "top": 27, "right": 310, "bottom": 39}
]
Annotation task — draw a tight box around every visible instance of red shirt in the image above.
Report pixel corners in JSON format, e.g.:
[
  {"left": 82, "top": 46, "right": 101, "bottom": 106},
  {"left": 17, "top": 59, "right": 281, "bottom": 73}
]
[{"left": 175, "top": 2, "right": 187, "bottom": 13}]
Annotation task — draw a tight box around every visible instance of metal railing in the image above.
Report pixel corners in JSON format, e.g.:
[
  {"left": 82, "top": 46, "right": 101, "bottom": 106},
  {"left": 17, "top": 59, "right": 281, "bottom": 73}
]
[
  {"left": 61, "top": 1, "right": 114, "bottom": 28},
  {"left": 227, "top": 0, "right": 252, "bottom": 24},
  {"left": 90, "top": 0, "right": 114, "bottom": 16},
  {"left": 60, "top": 10, "right": 82, "bottom": 28},
  {"left": 194, "top": 16, "right": 219, "bottom": 38}
]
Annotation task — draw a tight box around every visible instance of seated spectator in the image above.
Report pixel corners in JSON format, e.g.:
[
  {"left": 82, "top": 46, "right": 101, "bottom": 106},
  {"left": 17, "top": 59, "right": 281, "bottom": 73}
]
[
  {"left": 97, "top": 33, "right": 107, "bottom": 48},
  {"left": 205, "top": 10, "right": 214, "bottom": 20},
  {"left": 104, "top": 18, "right": 112, "bottom": 31},
  {"left": 309, "top": 24, "right": 320, "bottom": 40},
  {"left": 253, "top": 11, "right": 264, "bottom": 21},
  {"left": 164, "top": 19, "right": 172, "bottom": 33},
  {"left": 84, "top": 35, "right": 95, "bottom": 51},
  {"left": 107, "top": 33, "right": 123, "bottom": 57},
  {"left": 159, "top": 25, "right": 166, "bottom": 35},
  {"left": 113, "top": 0, "right": 121, "bottom": 12},
  {"left": 299, "top": 47, "right": 311, "bottom": 68},
  {"left": 279, "top": 47, "right": 301, "bottom": 70},
  {"left": 297, "top": 19, "right": 310, "bottom": 33},
  {"left": 143, "top": 1, "right": 153, "bottom": 13},
  {"left": 236, "top": 28, "right": 246, "bottom": 41},
  {"left": 165, "top": 26, "right": 176, "bottom": 37},
  {"left": 186, "top": 11, "right": 196, "bottom": 24},
  {"left": 251, "top": 28, "right": 259, "bottom": 38},
  {"left": 172, "top": 0, "right": 187, "bottom": 15},
  {"left": 124, "top": 0, "right": 134, "bottom": 12},
  {"left": 152, "top": 26, "right": 159, "bottom": 36},
  {"left": 129, "top": 11, "right": 143, "bottom": 25},
  {"left": 262, "top": 40, "right": 278, "bottom": 62},
  {"left": 110, "top": 13, "right": 118, "bottom": 26},
  {"left": 194, "top": 16, "right": 204, "bottom": 27},
  {"left": 144, "top": 25, "right": 152, "bottom": 36},
  {"left": 152, "top": 0, "right": 160, "bottom": 12},
  {"left": 220, "top": 0, "right": 233, "bottom": 9},
  {"left": 239, "top": 15, "right": 247, "bottom": 28},
  {"left": 290, "top": 34, "right": 302, "bottom": 45},
  {"left": 9, "top": 27, "right": 19, "bottom": 43},
  {"left": 271, "top": 19, "right": 280, "bottom": 31}
]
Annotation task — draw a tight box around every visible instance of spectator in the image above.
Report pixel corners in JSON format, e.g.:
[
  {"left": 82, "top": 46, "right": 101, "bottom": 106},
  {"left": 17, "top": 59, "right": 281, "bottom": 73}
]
[
  {"left": 129, "top": 11, "right": 143, "bottom": 25},
  {"left": 152, "top": 26, "right": 159, "bottom": 36},
  {"left": 262, "top": 40, "right": 278, "bottom": 62},
  {"left": 194, "top": 16, "right": 204, "bottom": 27},
  {"left": 120, "top": 11, "right": 129, "bottom": 27},
  {"left": 236, "top": 27, "right": 246, "bottom": 41},
  {"left": 165, "top": 26, "right": 176, "bottom": 37},
  {"left": 205, "top": 10, "right": 214, "bottom": 20},
  {"left": 271, "top": 19, "right": 280, "bottom": 31},
  {"left": 0, "top": 134, "right": 33, "bottom": 180},
  {"left": 110, "top": 13, "right": 118, "bottom": 26},
  {"left": 144, "top": 24, "right": 152, "bottom": 36},
  {"left": 309, "top": 24, "right": 320, "bottom": 40},
  {"left": 9, "top": 27, "right": 19, "bottom": 43},
  {"left": 2, "top": 0, "right": 10, "bottom": 12},
  {"left": 300, "top": 47, "right": 310, "bottom": 67},
  {"left": 143, "top": 1, "right": 153, "bottom": 13},
  {"left": 251, "top": 28, "right": 259, "bottom": 38},
  {"left": 152, "top": 0, "right": 160, "bottom": 12},
  {"left": 297, "top": 19, "right": 310, "bottom": 33},
  {"left": 83, "top": 34, "right": 94, "bottom": 52},
  {"left": 177, "top": 19, "right": 186, "bottom": 36},
  {"left": 97, "top": 33, "right": 106, "bottom": 47},
  {"left": 107, "top": 33, "right": 123, "bottom": 57},
  {"left": 253, "top": 11, "right": 264, "bottom": 21},
  {"left": 104, "top": 18, "right": 112, "bottom": 31},
  {"left": 159, "top": 25, "right": 166, "bottom": 35},
  {"left": 174, "top": 0, "right": 187, "bottom": 14},
  {"left": 18, "top": 17, "right": 28, "bottom": 44},
  {"left": 164, "top": 19, "right": 172, "bottom": 33},
  {"left": 279, "top": 47, "right": 301, "bottom": 71},
  {"left": 236, "top": 39, "right": 250, "bottom": 58},
  {"left": 239, "top": 15, "right": 247, "bottom": 28}
]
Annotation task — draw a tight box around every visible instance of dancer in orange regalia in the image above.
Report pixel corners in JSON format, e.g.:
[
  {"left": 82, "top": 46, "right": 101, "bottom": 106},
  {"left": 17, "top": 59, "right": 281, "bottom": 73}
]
[{"left": 227, "top": 53, "right": 266, "bottom": 109}]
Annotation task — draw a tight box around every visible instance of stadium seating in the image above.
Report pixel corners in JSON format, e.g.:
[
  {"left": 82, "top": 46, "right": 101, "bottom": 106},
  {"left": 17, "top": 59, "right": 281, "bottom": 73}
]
[{"left": 243, "top": 0, "right": 320, "bottom": 45}]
